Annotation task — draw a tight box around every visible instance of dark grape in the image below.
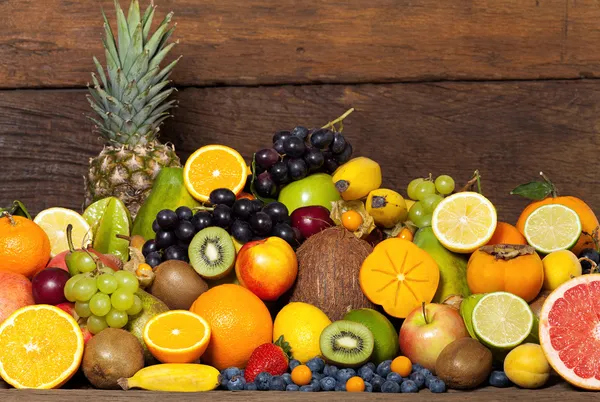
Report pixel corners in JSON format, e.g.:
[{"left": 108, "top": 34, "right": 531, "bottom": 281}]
[
  {"left": 323, "top": 158, "right": 339, "bottom": 174},
  {"left": 273, "top": 139, "right": 285, "bottom": 154},
  {"left": 165, "top": 245, "right": 187, "bottom": 261},
  {"left": 255, "top": 172, "right": 277, "bottom": 198},
  {"left": 142, "top": 239, "right": 158, "bottom": 257},
  {"left": 175, "top": 220, "right": 196, "bottom": 242},
  {"left": 155, "top": 230, "right": 176, "bottom": 249},
  {"left": 152, "top": 219, "right": 160, "bottom": 233},
  {"left": 209, "top": 188, "right": 237, "bottom": 207},
  {"left": 292, "top": 126, "right": 309, "bottom": 140},
  {"left": 157, "top": 209, "right": 178, "bottom": 230},
  {"left": 249, "top": 212, "right": 273, "bottom": 236},
  {"left": 256, "top": 148, "right": 280, "bottom": 170},
  {"left": 270, "top": 161, "right": 289, "bottom": 184},
  {"left": 334, "top": 142, "right": 353, "bottom": 164},
  {"left": 272, "top": 223, "right": 297, "bottom": 247},
  {"left": 262, "top": 202, "right": 290, "bottom": 224},
  {"left": 304, "top": 148, "right": 325, "bottom": 171},
  {"left": 146, "top": 252, "right": 162, "bottom": 268},
  {"left": 310, "top": 129, "right": 334, "bottom": 149},
  {"left": 287, "top": 158, "right": 308, "bottom": 181},
  {"left": 331, "top": 133, "right": 347, "bottom": 154},
  {"left": 243, "top": 174, "right": 253, "bottom": 193},
  {"left": 273, "top": 130, "right": 291, "bottom": 144},
  {"left": 579, "top": 248, "right": 600, "bottom": 274},
  {"left": 213, "top": 205, "right": 233, "bottom": 229},
  {"left": 175, "top": 206, "right": 193, "bottom": 221},
  {"left": 177, "top": 239, "right": 191, "bottom": 249},
  {"left": 232, "top": 198, "right": 254, "bottom": 220},
  {"left": 283, "top": 136, "right": 306, "bottom": 158},
  {"left": 231, "top": 220, "right": 253, "bottom": 243},
  {"left": 191, "top": 211, "right": 213, "bottom": 231},
  {"left": 251, "top": 199, "right": 265, "bottom": 213}
]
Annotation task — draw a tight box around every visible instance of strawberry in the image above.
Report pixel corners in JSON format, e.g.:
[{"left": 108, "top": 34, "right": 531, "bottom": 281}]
[{"left": 244, "top": 336, "right": 291, "bottom": 383}]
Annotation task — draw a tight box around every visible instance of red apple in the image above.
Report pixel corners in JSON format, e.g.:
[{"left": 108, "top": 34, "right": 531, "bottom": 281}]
[
  {"left": 56, "top": 302, "right": 93, "bottom": 344},
  {"left": 0, "top": 271, "right": 35, "bottom": 324},
  {"left": 56, "top": 302, "right": 76, "bottom": 317},
  {"left": 79, "top": 324, "right": 93, "bottom": 345},
  {"left": 235, "top": 237, "right": 298, "bottom": 301},
  {"left": 46, "top": 247, "right": 122, "bottom": 272},
  {"left": 290, "top": 206, "right": 334, "bottom": 240},
  {"left": 399, "top": 303, "right": 469, "bottom": 373}
]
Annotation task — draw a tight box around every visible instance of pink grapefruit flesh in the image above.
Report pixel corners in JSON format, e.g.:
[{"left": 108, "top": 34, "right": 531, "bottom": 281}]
[{"left": 540, "top": 274, "right": 600, "bottom": 390}]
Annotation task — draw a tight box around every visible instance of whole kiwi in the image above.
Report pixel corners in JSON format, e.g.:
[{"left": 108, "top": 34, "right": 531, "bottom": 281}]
[
  {"left": 82, "top": 328, "right": 144, "bottom": 389},
  {"left": 150, "top": 260, "right": 209, "bottom": 309},
  {"left": 435, "top": 337, "right": 493, "bottom": 389}
]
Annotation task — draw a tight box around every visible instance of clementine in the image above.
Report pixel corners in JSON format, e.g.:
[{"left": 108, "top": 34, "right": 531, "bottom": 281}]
[
  {"left": 189, "top": 284, "right": 272, "bottom": 370},
  {"left": 486, "top": 222, "right": 527, "bottom": 245},
  {"left": 0, "top": 215, "right": 51, "bottom": 277}
]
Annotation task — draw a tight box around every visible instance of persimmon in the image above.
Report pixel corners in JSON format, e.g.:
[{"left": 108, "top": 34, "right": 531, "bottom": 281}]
[{"left": 486, "top": 222, "right": 527, "bottom": 246}]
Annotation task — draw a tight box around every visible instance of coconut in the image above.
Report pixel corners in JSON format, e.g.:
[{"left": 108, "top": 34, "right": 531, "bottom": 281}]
[{"left": 287, "top": 226, "right": 376, "bottom": 320}]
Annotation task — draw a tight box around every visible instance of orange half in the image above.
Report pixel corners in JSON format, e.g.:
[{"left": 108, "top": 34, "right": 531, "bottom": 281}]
[
  {"left": 143, "top": 310, "right": 211, "bottom": 364},
  {"left": 0, "top": 305, "right": 84, "bottom": 389},
  {"left": 183, "top": 145, "right": 249, "bottom": 202}
]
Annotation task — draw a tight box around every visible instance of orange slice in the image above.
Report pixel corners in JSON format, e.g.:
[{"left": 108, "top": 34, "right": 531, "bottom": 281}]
[
  {"left": 0, "top": 305, "right": 84, "bottom": 389},
  {"left": 183, "top": 145, "right": 249, "bottom": 202},
  {"left": 360, "top": 238, "right": 440, "bottom": 318},
  {"left": 143, "top": 310, "right": 211, "bottom": 364}
]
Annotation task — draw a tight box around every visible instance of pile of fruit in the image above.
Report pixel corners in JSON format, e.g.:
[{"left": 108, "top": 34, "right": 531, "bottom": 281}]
[{"left": 2, "top": 0, "right": 600, "bottom": 395}]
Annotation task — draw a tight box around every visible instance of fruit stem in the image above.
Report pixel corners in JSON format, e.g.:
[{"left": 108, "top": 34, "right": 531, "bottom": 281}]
[
  {"left": 66, "top": 224, "right": 75, "bottom": 253},
  {"left": 459, "top": 170, "right": 482, "bottom": 194},
  {"left": 421, "top": 302, "right": 429, "bottom": 325},
  {"left": 0, "top": 211, "right": 16, "bottom": 226},
  {"left": 116, "top": 234, "right": 131, "bottom": 241},
  {"left": 580, "top": 257, "right": 598, "bottom": 274},
  {"left": 321, "top": 108, "right": 355, "bottom": 131},
  {"left": 539, "top": 171, "right": 558, "bottom": 197},
  {"left": 192, "top": 206, "right": 215, "bottom": 212}
]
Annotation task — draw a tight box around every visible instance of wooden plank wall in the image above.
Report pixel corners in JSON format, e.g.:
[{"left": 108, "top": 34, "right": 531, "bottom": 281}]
[{"left": 2, "top": 0, "right": 600, "bottom": 222}]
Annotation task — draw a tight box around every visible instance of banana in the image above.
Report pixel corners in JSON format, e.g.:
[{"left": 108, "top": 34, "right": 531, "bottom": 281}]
[
  {"left": 366, "top": 189, "right": 408, "bottom": 228},
  {"left": 332, "top": 157, "right": 382, "bottom": 201},
  {"left": 413, "top": 227, "right": 471, "bottom": 303},
  {"left": 118, "top": 364, "right": 220, "bottom": 392}
]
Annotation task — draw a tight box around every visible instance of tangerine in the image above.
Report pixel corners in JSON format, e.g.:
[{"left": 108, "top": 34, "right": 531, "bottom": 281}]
[
  {"left": 486, "top": 222, "right": 527, "bottom": 245},
  {"left": 0, "top": 215, "right": 50, "bottom": 277}
]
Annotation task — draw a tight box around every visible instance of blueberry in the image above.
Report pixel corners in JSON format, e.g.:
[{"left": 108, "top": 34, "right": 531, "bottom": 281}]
[
  {"left": 219, "top": 375, "right": 229, "bottom": 389},
  {"left": 411, "top": 363, "right": 424, "bottom": 373},
  {"left": 409, "top": 372, "right": 426, "bottom": 389},
  {"left": 320, "top": 376, "right": 337, "bottom": 391},
  {"left": 223, "top": 366, "right": 241, "bottom": 380},
  {"left": 323, "top": 364, "right": 339, "bottom": 378},
  {"left": 255, "top": 372, "right": 273, "bottom": 391},
  {"left": 244, "top": 382, "right": 257, "bottom": 391},
  {"left": 281, "top": 373, "right": 293, "bottom": 386},
  {"left": 358, "top": 366, "right": 374, "bottom": 382},
  {"left": 428, "top": 378, "right": 447, "bottom": 393},
  {"left": 489, "top": 370, "right": 512, "bottom": 388},
  {"left": 381, "top": 380, "right": 401, "bottom": 393},
  {"left": 365, "top": 382, "right": 373, "bottom": 392},
  {"left": 240, "top": 369, "right": 245, "bottom": 378},
  {"left": 300, "top": 385, "right": 315, "bottom": 392},
  {"left": 336, "top": 368, "right": 356, "bottom": 384},
  {"left": 419, "top": 368, "right": 433, "bottom": 378},
  {"left": 363, "top": 362, "right": 376, "bottom": 372},
  {"left": 227, "top": 375, "right": 246, "bottom": 391},
  {"left": 289, "top": 359, "right": 301, "bottom": 371},
  {"left": 310, "top": 379, "right": 321, "bottom": 392},
  {"left": 286, "top": 384, "right": 300, "bottom": 391},
  {"left": 376, "top": 360, "right": 392, "bottom": 377},
  {"left": 306, "top": 357, "right": 325, "bottom": 373},
  {"left": 424, "top": 375, "right": 436, "bottom": 389},
  {"left": 371, "top": 375, "right": 384, "bottom": 392},
  {"left": 312, "top": 372, "right": 324, "bottom": 381},
  {"left": 401, "top": 379, "right": 419, "bottom": 393},
  {"left": 334, "top": 383, "right": 346, "bottom": 391},
  {"left": 269, "top": 376, "right": 286, "bottom": 391},
  {"left": 386, "top": 372, "right": 403, "bottom": 384}
]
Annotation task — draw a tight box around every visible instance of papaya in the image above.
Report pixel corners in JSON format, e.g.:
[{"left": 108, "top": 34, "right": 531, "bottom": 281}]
[
  {"left": 413, "top": 227, "right": 470, "bottom": 303},
  {"left": 132, "top": 167, "right": 201, "bottom": 240}
]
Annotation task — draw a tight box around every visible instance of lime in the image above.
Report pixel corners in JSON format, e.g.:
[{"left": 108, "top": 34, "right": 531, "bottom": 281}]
[
  {"left": 459, "top": 293, "right": 485, "bottom": 339},
  {"left": 83, "top": 197, "right": 131, "bottom": 262},
  {"left": 344, "top": 308, "right": 399, "bottom": 364},
  {"left": 472, "top": 292, "right": 534, "bottom": 351},
  {"left": 523, "top": 204, "right": 581, "bottom": 254}
]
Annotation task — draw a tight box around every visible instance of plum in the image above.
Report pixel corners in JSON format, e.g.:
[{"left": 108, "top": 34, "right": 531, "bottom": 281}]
[{"left": 290, "top": 206, "right": 334, "bottom": 240}]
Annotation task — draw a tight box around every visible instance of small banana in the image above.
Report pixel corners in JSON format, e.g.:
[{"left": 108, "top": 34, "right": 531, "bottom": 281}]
[
  {"left": 366, "top": 188, "right": 408, "bottom": 228},
  {"left": 118, "top": 363, "right": 220, "bottom": 392},
  {"left": 332, "top": 157, "right": 382, "bottom": 201}
]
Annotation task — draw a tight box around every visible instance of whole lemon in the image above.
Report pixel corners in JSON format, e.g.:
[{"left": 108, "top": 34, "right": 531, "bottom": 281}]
[
  {"left": 273, "top": 302, "right": 331, "bottom": 363},
  {"left": 542, "top": 250, "right": 582, "bottom": 290},
  {"left": 504, "top": 343, "right": 550, "bottom": 389}
]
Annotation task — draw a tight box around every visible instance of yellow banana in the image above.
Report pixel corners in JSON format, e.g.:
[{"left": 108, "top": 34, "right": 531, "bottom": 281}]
[
  {"left": 332, "top": 157, "right": 382, "bottom": 201},
  {"left": 366, "top": 188, "right": 408, "bottom": 228},
  {"left": 118, "top": 363, "right": 220, "bottom": 392}
]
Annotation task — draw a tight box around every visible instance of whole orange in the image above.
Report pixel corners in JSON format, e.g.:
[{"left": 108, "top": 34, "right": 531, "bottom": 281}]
[
  {"left": 0, "top": 215, "right": 51, "bottom": 277},
  {"left": 516, "top": 196, "right": 598, "bottom": 255},
  {"left": 189, "top": 284, "right": 272, "bottom": 370},
  {"left": 486, "top": 222, "right": 527, "bottom": 245}
]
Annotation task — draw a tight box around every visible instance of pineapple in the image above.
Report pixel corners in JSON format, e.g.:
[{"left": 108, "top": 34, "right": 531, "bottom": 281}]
[{"left": 85, "top": 0, "right": 181, "bottom": 218}]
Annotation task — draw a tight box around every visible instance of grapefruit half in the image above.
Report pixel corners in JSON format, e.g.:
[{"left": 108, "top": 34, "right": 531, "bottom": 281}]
[{"left": 540, "top": 274, "right": 600, "bottom": 389}]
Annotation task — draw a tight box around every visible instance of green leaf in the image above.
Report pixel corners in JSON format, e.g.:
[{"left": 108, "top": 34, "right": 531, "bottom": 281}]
[
  {"left": 250, "top": 154, "right": 277, "bottom": 204},
  {"left": 510, "top": 181, "right": 554, "bottom": 201},
  {"left": 0, "top": 201, "right": 31, "bottom": 219}
]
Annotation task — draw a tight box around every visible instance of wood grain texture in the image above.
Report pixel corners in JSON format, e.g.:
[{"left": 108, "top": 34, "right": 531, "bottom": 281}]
[
  {"left": 3, "top": 0, "right": 600, "bottom": 88},
  {"left": 2, "top": 80, "right": 600, "bottom": 220}
]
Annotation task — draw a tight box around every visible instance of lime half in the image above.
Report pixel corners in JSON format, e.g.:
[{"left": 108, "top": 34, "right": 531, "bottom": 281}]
[
  {"left": 472, "top": 291, "right": 534, "bottom": 351},
  {"left": 459, "top": 293, "right": 485, "bottom": 339},
  {"left": 523, "top": 204, "right": 581, "bottom": 254}
]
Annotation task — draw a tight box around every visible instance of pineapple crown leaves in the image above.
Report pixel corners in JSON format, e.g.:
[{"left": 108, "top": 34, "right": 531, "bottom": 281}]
[{"left": 87, "top": 0, "right": 181, "bottom": 146}]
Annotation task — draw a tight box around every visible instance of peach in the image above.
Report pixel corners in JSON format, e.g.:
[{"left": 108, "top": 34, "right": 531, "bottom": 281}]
[
  {"left": 0, "top": 271, "right": 35, "bottom": 324},
  {"left": 235, "top": 237, "right": 298, "bottom": 301}
]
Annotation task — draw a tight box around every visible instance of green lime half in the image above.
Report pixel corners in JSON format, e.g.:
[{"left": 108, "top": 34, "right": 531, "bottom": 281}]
[
  {"left": 83, "top": 197, "right": 132, "bottom": 262},
  {"left": 472, "top": 291, "right": 534, "bottom": 351},
  {"left": 459, "top": 293, "right": 485, "bottom": 339},
  {"left": 523, "top": 204, "right": 581, "bottom": 254}
]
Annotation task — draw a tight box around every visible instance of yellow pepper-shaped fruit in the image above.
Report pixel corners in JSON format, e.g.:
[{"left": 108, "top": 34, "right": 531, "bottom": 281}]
[
  {"left": 366, "top": 189, "right": 408, "bottom": 228},
  {"left": 118, "top": 364, "right": 220, "bottom": 392},
  {"left": 332, "top": 157, "right": 382, "bottom": 201}
]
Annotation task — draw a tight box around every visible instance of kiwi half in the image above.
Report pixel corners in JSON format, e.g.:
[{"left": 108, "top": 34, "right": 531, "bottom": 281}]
[
  {"left": 319, "top": 320, "right": 375, "bottom": 367},
  {"left": 189, "top": 227, "right": 235, "bottom": 279}
]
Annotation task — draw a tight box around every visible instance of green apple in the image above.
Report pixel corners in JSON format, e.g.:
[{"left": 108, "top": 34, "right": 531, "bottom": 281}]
[{"left": 278, "top": 173, "right": 341, "bottom": 213}]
